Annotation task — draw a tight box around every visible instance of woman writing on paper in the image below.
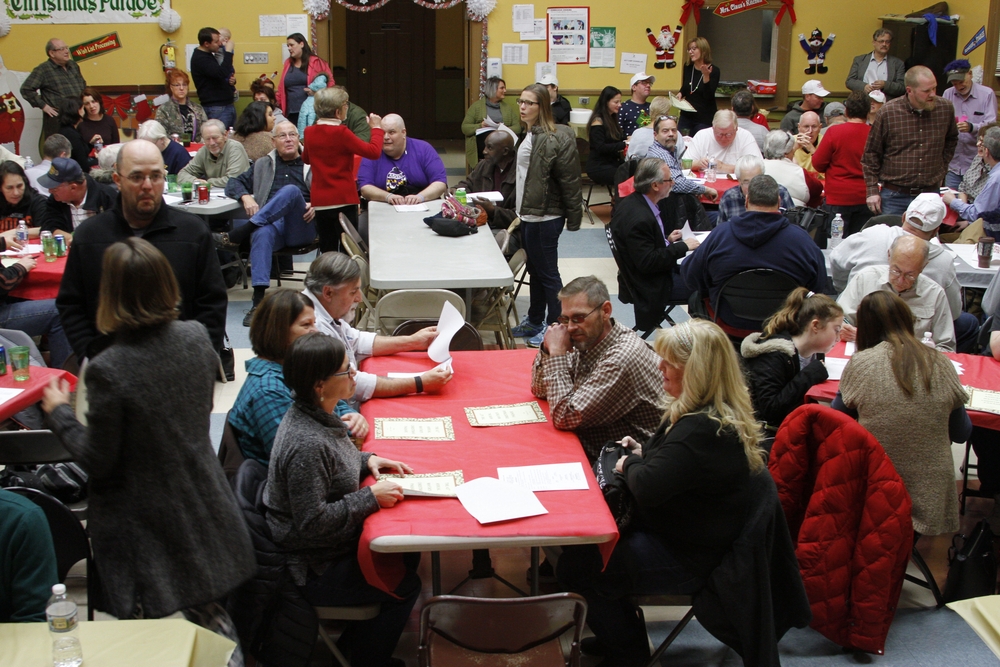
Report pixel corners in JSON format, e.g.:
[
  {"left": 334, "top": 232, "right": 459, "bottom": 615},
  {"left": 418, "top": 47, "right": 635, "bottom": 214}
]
[
  {"left": 558, "top": 319, "right": 765, "bottom": 667},
  {"left": 264, "top": 332, "right": 419, "bottom": 667}
]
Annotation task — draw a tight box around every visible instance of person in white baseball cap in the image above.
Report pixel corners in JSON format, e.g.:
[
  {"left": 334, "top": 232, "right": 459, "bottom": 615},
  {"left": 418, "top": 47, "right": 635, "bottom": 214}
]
[
  {"left": 780, "top": 79, "right": 829, "bottom": 132},
  {"left": 867, "top": 90, "right": 886, "bottom": 124},
  {"left": 537, "top": 73, "right": 571, "bottom": 125},
  {"left": 619, "top": 72, "right": 655, "bottom": 138}
]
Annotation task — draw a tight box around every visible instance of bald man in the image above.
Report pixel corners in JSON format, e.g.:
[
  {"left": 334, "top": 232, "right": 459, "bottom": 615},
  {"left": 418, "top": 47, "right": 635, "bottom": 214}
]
[
  {"left": 793, "top": 110, "right": 823, "bottom": 175},
  {"left": 837, "top": 234, "right": 955, "bottom": 351},
  {"left": 57, "top": 140, "right": 227, "bottom": 360},
  {"left": 456, "top": 130, "right": 520, "bottom": 255},
  {"left": 358, "top": 113, "right": 448, "bottom": 206}
]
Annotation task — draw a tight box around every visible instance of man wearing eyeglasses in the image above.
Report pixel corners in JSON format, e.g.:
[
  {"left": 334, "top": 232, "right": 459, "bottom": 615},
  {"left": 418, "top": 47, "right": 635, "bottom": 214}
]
[
  {"left": 837, "top": 234, "right": 955, "bottom": 351},
  {"left": 178, "top": 119, "right": 250, "bottom": 189},
  {"left": 222, "top": 120, "right": 317, "bottom": 324},
  {"left": 684, "top": 110, "right": 762, "bottom": 174},
  {"left": 846, "top": 29, "right": 905, "bottom": 101},
  {"left": 531, "top": 275, "right": 666, "bottom": 464},
  {"left": 57, "top": 140, "right": 227, "bottom": 361},
  {"left": 20, "top": 38, "right": 86, "bottom": 141}
]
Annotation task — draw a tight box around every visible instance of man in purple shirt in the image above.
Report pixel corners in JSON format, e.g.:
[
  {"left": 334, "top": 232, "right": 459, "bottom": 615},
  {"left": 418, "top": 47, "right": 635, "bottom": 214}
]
[
  {"left": 942, "top": 60, "right": 997, "bottom": 190},
  {"left": 358, "top": 113, "right": 448, "bottom": 206}
]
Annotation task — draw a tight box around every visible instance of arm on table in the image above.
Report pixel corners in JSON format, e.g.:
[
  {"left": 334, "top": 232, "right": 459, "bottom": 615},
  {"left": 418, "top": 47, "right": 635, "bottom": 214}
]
[{"left": 537, "top": 349, "right": 648, "bottom": 432}]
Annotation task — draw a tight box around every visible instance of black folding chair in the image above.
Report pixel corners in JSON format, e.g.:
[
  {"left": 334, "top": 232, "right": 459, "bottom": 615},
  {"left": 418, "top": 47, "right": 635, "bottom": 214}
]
[
  {"left": 712, "top": 268, "right": 802, "bottom": 334},
  {"left": 604, "top": 225, "right": 682, "bottom": 339}
]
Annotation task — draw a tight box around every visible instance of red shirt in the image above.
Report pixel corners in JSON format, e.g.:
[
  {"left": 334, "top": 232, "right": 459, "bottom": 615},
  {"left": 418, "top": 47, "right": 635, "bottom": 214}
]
[
  {"left": 303, "top": 124, "right": 384, "bottom": 207},
  {"left": 812, "top": 122, "right": 870, "bottom": 206}
]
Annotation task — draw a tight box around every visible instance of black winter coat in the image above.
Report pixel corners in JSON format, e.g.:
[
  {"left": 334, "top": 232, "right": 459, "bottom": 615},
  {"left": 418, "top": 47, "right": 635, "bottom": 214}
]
[
  {"left": 40, "top": 175, "right": 116, "bottom": 235},
  {"left": 741, "top": 333, "right": 828, "bottom": 430}
]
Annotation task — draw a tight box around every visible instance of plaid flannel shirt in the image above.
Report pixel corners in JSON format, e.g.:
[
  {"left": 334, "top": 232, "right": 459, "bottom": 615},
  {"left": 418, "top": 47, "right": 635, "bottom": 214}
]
[
  {"left": 648, "top": 142, "right": 705, "bottom": 196},
  {"left": 717, "top": 184, "right": 795, "bottom": 223},
  {"left": 531, "top": 321, "right": 666, "bottom": 462},
  {"left": 19, "top": 59, "right": 86, "bottom": 111}
]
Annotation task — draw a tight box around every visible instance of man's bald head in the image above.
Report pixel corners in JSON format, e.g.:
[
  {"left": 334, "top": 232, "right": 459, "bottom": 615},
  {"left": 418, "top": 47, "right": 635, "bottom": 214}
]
[
  {"left": 116, "top": 138, "right": 162, "bottom": 171},
  {"left": 887, "top": 234, "right": 929, "bottom": 293},
  {"left": 889, "top": 234, "right": 929, "bottom": 266},
  {"left": 798, "top": 111, "right": 821, "bottom": 143},
  {"left": 271, "top": 120, "right": 301, "bottom": 160},
  {"left": 382, "top": 114, "right": 405, "bottom": 132},
  {"left": 483, "top": 130, "right": 514, "bottom": 162},
  {"left": 114, "top": 140, "right": 166, "bottom": 227},
  {"left": 381, "top": 114, "right": 407, "bottom": 159}
]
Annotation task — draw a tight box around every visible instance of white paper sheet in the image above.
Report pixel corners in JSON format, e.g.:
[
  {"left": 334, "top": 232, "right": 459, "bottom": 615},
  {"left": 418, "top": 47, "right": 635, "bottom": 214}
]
[
  {"left": 497, "top": 462, "right": 589, "bottom": 491},
  {"left": 0, "top": 244, "right": 42, "bottom": 257},
  {"left": 844, "top": 342, "right": 855, "bottom": 356},
  {"left": 680, "top": 221, "right": 695, "bottom": 241},
  {"left": 535, "top": 62, "right": 556, "bottom": 83},
  {"left": 521, "top": 19, "right": 547, "bottom": 40},
  {"left": 393, "top": 203, "right": 428, "bottom": 212},
  {"left": 427, "top": 301, "right": 464, "bottom": 363},
  {"left": 467, "top": 191, "right": 505, "bottom": 203},
  {"left": 502, "top": 44, "right": 529, "bottom": 65},
  {"left": 668, "top": 93, "right": 696, "bottom": 112},
  {"left": 285, "top": 14, "right": 309, "bottom": 36},
  {"left": 455, "top": 477, "right": 548, "bottom": 524},
  {"left": 825, "top": 357, "right": 849, "bottom": 381},
  {"left": 486, "top": 58, "right": 503, "bottom": 79},
  {"left": 259, "top": 14, "right": 287, "bottom": 37},
  {"left": 512, "top": 4, "right": 535, "bottom": 32},
  {"left": 0, "top": 388, "right": 24, "bottom": 406},
  {"left": 953, "top": 360, "right": 965, "bottom": 375},
  {"left": 619, "top": 52, "right": 647, "bottom": 74}
]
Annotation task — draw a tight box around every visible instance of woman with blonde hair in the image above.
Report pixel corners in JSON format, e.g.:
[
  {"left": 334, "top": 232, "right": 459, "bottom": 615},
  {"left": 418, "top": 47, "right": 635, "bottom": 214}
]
[
  {"left": 558, "top": 319, "right": 765, "bottom": 666},
  {"left": 677, "top": 36, "right": 720, "bottom": 135}
]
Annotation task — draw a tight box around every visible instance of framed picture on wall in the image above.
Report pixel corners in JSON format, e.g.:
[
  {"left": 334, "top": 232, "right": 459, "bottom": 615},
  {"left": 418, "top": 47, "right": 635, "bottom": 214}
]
[{"left": 547, "top": 7, "right": 590, "bottom": 64}]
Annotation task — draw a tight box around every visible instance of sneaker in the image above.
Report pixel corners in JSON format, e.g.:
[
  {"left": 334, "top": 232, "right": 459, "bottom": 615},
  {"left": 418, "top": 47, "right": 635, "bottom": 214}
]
[
  {"left": 526, "top": 559, "right": 558, "bottom": 584},
  {"left": 511, "top": 317, "right": 545, "bottom": 339},
  {"left": 213, "top": 232, "right": 240, "bottom": 250},
  {"left": 526, "top": 326, "right": 547, "bottom": 348},
  {"left": 242, "top": 306, "right": 256, "bottom": 327}
]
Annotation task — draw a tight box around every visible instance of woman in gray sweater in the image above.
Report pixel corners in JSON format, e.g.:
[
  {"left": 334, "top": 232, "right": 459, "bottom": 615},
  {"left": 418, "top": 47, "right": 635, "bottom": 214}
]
[
  {"left": 264, "top": 332, "right": 419, "bottom": 667},
  {"left": 42, "top": 238, "right": 254, "bottom": 658}
]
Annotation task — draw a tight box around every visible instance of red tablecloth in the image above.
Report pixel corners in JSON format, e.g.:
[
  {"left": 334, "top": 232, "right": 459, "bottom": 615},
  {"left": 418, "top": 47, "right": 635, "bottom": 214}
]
[
  {"left": 0, "top": 366, "right": 76, "bottom": 423},
  {"left": 805, "top": 341, "right": 1000, "bottom": 430},
  {"left": 8, "top": 255, "right": 67, "bottom": 301},
  {"left": 357, "top": 349, "right": 619, "bottom": 594},
  {"left": 618, "top": 171, "right": 740, "bottom": 204}
]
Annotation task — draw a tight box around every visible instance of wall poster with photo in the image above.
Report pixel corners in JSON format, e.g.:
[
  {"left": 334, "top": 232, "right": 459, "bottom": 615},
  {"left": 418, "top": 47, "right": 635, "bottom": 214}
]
[{"left": 547, "top": 7, "right": 590, "bottom": 64}]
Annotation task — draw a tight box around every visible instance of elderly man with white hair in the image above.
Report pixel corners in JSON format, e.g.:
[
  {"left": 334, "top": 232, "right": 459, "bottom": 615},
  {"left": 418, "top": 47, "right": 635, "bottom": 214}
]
[
  {"left": 177, "top": 118, "right": 249, "bottom": 188},
  {"left": 717, "top": 154, "right": 795, "bottom": 223},
  {"left": 137, "top": 120, "right": 191, "bottom": 174},
  {"left": 762, "top": 129, "right": 823, "bottom": 208},
  {"left": 683, "top": 109, "right": 762, "bottom": 174}
]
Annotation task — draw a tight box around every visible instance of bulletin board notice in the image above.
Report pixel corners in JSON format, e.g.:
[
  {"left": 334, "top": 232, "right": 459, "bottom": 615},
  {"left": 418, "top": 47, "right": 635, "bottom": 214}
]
[{"left": 547, "top": 7, "right": 589, "bottom": 64}]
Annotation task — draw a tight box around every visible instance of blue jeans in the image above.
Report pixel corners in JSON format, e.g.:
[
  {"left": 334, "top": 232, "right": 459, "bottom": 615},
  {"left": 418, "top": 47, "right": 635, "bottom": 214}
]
[
  {"left": 879, "top": 188, "right": 917, "bottom": 216},
  {"left": 558, "top": 532, "right": 704, "bottom": 666},
  {"left": 202, "top": 104, "right": 236, "bottom": 130},
  {"left": 946, "top": 171, "right": 963, "bottom": 190},
  {"left": 522, "top": 217, "right": 564, "bottom": 325},
  {"left": 245, "top": 186, "right": 318, "bottom": 287},
  {"left": 0, "top": 298, "right": 71, "bottom": 368}
]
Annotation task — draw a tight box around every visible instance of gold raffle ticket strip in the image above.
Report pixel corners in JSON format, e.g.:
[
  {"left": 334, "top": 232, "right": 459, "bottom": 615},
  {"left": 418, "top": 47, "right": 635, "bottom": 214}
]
[
  {"left": 373, "top": 416, "right": 456, "bottom": 440},
  {"left": 464, "top": 401, "right": 549, "bottom": 427}
]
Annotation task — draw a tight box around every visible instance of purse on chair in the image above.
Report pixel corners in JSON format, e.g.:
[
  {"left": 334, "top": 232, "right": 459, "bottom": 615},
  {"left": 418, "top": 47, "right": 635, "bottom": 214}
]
[
  {"left": 593, "top": 442, "right": 635, "bottom": 531},
  {"left": 942, "top": 519, "right": 998, "bottom": 603}
]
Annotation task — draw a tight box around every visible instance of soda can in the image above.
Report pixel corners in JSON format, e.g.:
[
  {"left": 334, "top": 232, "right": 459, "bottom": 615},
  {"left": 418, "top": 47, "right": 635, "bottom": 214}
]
[
  {"left": 197, "top": 185, "right": 209, "bottom": 204},
  {"left": 0, "top": 345, "right": 7, "bottom": 375},
  {"left": 54, "top": 235, "right": 67, "bottom": 257}
]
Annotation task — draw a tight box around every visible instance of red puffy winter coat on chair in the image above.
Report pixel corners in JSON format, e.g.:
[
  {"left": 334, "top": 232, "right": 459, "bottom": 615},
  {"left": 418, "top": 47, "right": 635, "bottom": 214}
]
[{"left": 769, "top": 404, "right": 913, "bottom": 654}]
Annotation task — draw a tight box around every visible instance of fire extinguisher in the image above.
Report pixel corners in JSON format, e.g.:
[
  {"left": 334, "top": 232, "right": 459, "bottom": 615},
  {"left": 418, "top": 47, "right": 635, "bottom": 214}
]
[{"left": 161, "top": 39, "right": 177, "bottom": 72}]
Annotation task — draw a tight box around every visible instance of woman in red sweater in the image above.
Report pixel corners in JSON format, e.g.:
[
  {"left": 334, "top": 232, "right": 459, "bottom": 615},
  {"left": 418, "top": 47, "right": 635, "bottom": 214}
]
[
  {"left": 303, "top": 87, "right": 384, "bottom": 253},
  {"left": 812, "top": 92, "right": 872, "bottom": 237}
]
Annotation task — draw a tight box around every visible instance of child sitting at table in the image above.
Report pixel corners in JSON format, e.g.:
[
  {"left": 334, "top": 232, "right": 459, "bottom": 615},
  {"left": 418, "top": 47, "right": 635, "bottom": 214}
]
[
  {"left": 741, "top": 287, "right": 843, "bottom": 431},
  {"left": 302, "top": 86, "right": 384, "bottom": 253}
]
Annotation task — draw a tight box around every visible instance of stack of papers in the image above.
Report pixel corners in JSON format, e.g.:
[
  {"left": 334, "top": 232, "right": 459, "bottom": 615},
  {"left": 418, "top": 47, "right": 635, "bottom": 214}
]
[
  {"left": 497, "top": 462, "right": 589, "bottom": 491},
  {"left": 392, "top": 203, "right": 429, "bottom": 212},
  {"left": 455, "top": 477, "right": 548, "bottom": 524},
  {"left": 377, "top": 471, "right": 464, "bottom": 497}
]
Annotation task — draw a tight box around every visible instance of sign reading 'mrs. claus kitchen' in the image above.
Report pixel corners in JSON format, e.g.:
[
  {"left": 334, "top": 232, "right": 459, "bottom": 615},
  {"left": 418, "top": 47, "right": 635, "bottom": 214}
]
[{"left": 4, "top": 0, "right": 167, "bottom": 23}]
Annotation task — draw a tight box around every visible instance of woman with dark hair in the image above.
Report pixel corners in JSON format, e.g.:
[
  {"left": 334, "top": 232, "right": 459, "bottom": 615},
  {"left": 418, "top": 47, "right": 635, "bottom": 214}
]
[
  {"left": 155, "top": 69, "right": 209, "bottom": 142},
  {"left": 229, "top": 288, "right": 366, "bottom": 465},
  {"left": 834, "top": 290, "right": 970, "bottom": 536},
  {"left": 79, "top": 87, "right": 120, "bottom": 148},
  {"left": 57, "top": 97, "right": 95, "bottom": 172},
  {"left": 264, "top": 332, "right": 419, "bottom": 667},
  {"left": 461, "top": 76, "right": 521, "bottom": 168},
  {"left": 41, "top": 238, "right": 254, "bottom": 655},
  {"left": 742, "top": 287, "right": 843, "bottom": 431},
  {"left": 233, "top": 100, "right": 276, "bottom": 161},
  {"left": 508, "top": 83, "right": 582, "bottom": 347},
  {"left": 586, "top": 85, "right": 626, "bottom": 186},
  {"left": 0, "top": 161, "right": 45, "bottom": 243},
  {"left": 277, "top": 33, "right": 334, "bottom": 127},
  {"left": 812, "top": 91, "right": 873, "bottom": 236},
  {"left": 677, "top": 36, "right": 720, "bottom": 136}
]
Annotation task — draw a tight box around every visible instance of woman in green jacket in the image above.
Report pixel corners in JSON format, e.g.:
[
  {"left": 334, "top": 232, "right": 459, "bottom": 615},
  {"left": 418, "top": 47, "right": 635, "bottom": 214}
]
[{"left": 461, "top": 76, "right": 521, "bottom": 169}]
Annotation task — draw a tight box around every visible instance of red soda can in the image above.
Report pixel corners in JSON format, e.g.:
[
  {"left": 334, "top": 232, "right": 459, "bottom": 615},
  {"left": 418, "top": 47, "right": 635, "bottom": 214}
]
[{"left": 197, "top": 185, "right": 209, "bottom": 204}]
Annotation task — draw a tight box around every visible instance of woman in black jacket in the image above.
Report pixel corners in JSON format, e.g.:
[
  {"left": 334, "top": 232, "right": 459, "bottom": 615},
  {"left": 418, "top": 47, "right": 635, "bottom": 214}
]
[
  {"left": 56, "top": 96, "right": 96, "bottom": 173},
  {"left": 677, "top": 36, "right": 720, "bottom": 136},
  {"left": 586, "top": 86, "right": 625, "bottom": 186},
  {"left": 558, "top": 319, "right": 767, "bottom": 667},
  {"left": 0, "top": 161, "right": 45, "bottom": 247},
  {"left": 741, "top": 288, "right": 843, "bottom": 431}
]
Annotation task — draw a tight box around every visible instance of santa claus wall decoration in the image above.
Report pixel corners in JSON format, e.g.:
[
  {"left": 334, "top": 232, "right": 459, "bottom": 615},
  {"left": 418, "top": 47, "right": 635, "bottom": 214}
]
[
  {"left": 799, "top": 28, "right": 835, "bottom": 75},
  {"left": 646, "top": 25, "right": 683, "bottom": 69}
]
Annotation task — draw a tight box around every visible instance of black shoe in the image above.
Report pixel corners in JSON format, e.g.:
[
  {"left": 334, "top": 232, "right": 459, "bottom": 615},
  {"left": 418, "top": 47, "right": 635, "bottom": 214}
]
[
  {"left": 526, "top": 559, "right": 557, "bottom": 584},
  {"left": 213, "top": 232, "right": 240, "bottom": 250},
  {"left": 581, "top": 636, "right": 606, "bottom": 656},
  {"left": 243, "top": 306, "right": 256, "bottom": 327}
]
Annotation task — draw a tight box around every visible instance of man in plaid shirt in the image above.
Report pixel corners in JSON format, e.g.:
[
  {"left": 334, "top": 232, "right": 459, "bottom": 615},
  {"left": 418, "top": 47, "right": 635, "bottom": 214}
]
[
  {"left": 717, "top": 155, "right": 795, "bottom": 223},
  {"left": 20, "top": 39, "right": 86, "bottom": 141},
  {"left": 531, "top": 276, "right": 665, "bottom": 463},
  {"left": 862, "top": 66, "right": 959, "bottom": 216}
]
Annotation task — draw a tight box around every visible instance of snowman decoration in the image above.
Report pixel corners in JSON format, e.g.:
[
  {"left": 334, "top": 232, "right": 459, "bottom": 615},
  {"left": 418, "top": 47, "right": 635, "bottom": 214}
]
[
  {"left": 646, "top": 25, "right": 683, "bottom": 70},
  {"left": 799, "top": 28, "right": 835, "bottom": 75}
]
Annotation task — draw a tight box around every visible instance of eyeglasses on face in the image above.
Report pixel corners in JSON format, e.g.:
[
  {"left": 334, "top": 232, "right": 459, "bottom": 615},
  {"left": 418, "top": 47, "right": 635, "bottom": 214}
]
[
  {"left": 516, "top": 99, "right": 539, "bottom": 107},
  {"left": 330, "top": 367, "right": 356, "bottom": 378},
  {"left": 275, "top": 132, "right": 299, "bottom": 140},
  {"left": 122, "top": 172, "right": 166, "bottom": 185},
  {"left": 556, "top": 304, "right": 602, "bottom": 326},
  {"left": 888, "top": 267, "right": 918, "bottom": 282}
]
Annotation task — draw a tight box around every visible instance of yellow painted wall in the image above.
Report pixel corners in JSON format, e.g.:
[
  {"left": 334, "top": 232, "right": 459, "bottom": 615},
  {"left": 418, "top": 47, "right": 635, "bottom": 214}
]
[{"left": 1, "top": 0, "right": 307, "bottom": 89}]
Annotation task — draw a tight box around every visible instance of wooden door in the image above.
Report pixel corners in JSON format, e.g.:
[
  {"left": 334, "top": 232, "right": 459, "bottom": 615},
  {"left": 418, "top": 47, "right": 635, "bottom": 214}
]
[{"left": 347, "top": 2, "right": 436, "bottom": 139}]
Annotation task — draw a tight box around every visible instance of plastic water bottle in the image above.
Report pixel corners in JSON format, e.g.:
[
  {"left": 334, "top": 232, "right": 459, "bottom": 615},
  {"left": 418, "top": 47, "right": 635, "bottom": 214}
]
[
  {"left": 705, "top": 158, "right": 717, "bottom": 183},
  {"left": 455, "top": 188, "right": 467, "bottom": 205},
  {"left": 829, "top": 213, "right": 844, "bottom": 249},
  {"left": 24, "top": 155, "right": 33, "bottom": 169},
  {"left": 16, "top": 219, "right": 28, "bottom": 246},
  {"left": 47, "top": 584, "right": 83, "bottom": 667},
  {"left": 922, "top": 332, "right": 935, "bottom": 348},
  {"left": 228, "top": 126, "right": 235, "bottom": 139}
]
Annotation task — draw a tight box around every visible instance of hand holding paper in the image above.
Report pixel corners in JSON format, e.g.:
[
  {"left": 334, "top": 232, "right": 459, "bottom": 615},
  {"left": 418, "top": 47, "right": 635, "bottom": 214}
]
[{"left": 428, "top": 300, "right": 465, "bottom": 363}]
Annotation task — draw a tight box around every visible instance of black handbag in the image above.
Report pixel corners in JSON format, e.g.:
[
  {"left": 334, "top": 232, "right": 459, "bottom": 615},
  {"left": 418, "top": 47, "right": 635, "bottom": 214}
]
[
  {"left": 942, "top": 519, "right": 998, "bottom": 603},
  {"left": 784, "top": 206, "right": 831, "bottom": 247},
  {"left": 593, "top": 441, "right": 635, "bottom": 531},
  {"left": 219, "top": 334, "right": 235, "bottom": 383},
  {"left": 423, "top": 215, "right": 478, "bottom": 237}
]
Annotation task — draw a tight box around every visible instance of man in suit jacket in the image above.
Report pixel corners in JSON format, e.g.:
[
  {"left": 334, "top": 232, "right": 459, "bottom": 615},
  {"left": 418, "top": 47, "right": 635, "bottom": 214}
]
[
  {"left": 846, "top": 29, "right": 906, "bottom": 100},
  {"left": 610, "top": 157, "right": 699, "bottom": 331}
]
